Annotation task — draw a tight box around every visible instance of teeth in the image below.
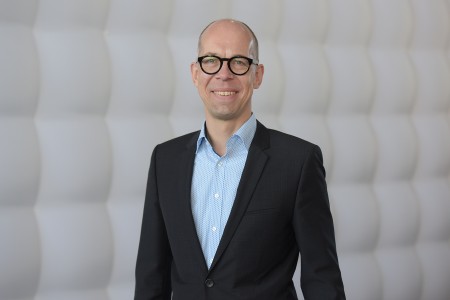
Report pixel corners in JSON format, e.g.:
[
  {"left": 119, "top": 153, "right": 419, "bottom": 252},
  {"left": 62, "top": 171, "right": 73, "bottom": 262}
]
[{"left": 215, "top": 91, "right": 236, "bottom": 96}]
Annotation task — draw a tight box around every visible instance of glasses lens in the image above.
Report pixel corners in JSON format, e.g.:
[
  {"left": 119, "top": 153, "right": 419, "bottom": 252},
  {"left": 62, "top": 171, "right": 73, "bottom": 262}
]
[
  {"left": 199, "top": 56, "right": 253, "bottom": 75},
  {"left": 229, "top": 57, "right": 251, "bottom": 75},
  {"left": 200, "top": 56, "right": 221, "bottom": 74}
]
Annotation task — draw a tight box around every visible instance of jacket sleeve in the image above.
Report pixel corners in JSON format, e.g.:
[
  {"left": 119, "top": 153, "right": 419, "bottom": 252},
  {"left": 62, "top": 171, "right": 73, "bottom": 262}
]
[
  {"left": 293, "top": 145, "right": 346, "bottom": 299},
  {"left": 135, "top": 145, "right": 172, "bottom": 300}
]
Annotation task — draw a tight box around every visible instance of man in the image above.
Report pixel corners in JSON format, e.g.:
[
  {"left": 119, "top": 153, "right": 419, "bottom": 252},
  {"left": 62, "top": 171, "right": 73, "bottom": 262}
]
[{"left": 135, "top": 19, "right": 346, "bottom": 300}]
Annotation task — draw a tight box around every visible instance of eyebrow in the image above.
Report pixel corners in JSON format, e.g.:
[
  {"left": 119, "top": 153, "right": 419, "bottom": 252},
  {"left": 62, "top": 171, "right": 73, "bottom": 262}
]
[
  {"left": 200, "top": 52, "right": 250, "bottom": 58},
  {"left": 201, "top": 52, "right": 218, "bottom": 56}
]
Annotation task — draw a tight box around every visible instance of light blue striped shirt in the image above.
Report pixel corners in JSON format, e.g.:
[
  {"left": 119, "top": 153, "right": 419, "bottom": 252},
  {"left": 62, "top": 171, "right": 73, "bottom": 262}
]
[{"left": 191, "top": 114, "right": 257, "bottom": 269}]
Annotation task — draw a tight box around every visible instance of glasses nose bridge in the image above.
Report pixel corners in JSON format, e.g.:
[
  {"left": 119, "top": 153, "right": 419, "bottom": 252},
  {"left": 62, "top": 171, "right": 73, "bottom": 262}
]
[{"left": 217, "top": 57, "right": 233, "bottom": 75}]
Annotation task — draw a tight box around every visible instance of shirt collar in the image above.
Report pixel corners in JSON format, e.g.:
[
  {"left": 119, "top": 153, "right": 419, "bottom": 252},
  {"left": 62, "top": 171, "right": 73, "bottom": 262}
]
[{"left": 196, "top": 114, "right": 257, "bottom": 153}]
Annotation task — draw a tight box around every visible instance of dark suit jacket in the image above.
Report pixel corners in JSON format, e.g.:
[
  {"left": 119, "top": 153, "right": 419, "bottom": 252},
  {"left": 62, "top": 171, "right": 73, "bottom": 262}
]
[{"left": 135, "top": 121, "right": 345, "bottom": 300}]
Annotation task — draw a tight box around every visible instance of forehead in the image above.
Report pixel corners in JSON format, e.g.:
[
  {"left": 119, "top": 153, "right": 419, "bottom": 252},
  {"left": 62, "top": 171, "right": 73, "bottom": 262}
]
[{"left": 199, "top": 21, "right": 253, "bottom": 55}]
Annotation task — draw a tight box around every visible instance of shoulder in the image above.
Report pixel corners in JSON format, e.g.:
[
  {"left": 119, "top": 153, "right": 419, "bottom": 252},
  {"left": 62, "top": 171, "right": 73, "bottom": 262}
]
[
  {"left": 153, "top": 131, "right": 199, "bottom": 157},
  {"left": 256, "top": 121, "right": 320, "bottom": 155},
  {"left": 269, "top": 128, "right": 322, "bottom": 160},
  {"left": 159, "top": 131, "right": 199, "bottom": 148},
  {"left": 268, "top": 128, "right": 315, "bottom": 148},
  {"left": 255, "top": 123, "right": 326, "bottom": 176}
]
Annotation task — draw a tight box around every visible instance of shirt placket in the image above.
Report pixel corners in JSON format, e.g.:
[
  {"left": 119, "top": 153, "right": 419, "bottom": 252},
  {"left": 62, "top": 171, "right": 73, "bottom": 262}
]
[{"left": 206, "top": 151, "right": 224, "bottom": 268}]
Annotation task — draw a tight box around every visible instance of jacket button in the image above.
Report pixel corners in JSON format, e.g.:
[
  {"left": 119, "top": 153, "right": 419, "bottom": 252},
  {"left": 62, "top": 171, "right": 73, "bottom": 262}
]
[{"left": 205, "top": 278, "right": 214, "bottom": 288}]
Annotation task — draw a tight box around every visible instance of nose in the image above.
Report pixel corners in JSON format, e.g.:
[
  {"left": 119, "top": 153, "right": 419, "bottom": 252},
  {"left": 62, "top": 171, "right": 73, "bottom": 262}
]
[{"left": 215, "top": 61, "right": 234, "bottom": 79}]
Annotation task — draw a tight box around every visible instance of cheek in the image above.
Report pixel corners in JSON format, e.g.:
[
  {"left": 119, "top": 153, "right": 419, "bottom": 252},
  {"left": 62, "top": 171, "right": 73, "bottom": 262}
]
[
  {"left": 242, "top": 78, "right": 255, "bottom": 95},
  {"left": 194, "top": 75, "right": 206, "bottom": 90},
  {"left": 198, "top": 79, "right": 212, "bottom": 99},
  {"left": 192, "top": 65, "right": 208, "bottom": 88}
]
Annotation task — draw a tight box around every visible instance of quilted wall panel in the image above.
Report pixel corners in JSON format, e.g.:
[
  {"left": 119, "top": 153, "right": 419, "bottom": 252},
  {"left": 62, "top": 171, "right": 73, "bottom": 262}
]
[{"left": 0, "top": 0, "right": 449, "bottom": 299}]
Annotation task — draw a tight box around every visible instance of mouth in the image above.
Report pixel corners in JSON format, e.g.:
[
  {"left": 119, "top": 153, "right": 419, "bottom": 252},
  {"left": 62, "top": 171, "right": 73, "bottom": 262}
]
[{"left": 212, "top": 91, "right": 237, "bottom": 96}]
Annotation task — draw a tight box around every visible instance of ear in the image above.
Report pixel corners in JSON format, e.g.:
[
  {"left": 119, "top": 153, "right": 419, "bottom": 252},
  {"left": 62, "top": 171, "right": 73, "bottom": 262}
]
[
  {"left": 191, "top": 62, "right": 199, "bottom": 87},
  {"left": 252, "top": 64, "right": 264, "bottom": 89}
]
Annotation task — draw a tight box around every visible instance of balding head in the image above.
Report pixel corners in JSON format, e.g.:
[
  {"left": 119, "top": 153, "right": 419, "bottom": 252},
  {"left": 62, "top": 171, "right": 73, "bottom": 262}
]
[{"left": 197, "top": 19, "right": 259, "bottom": 60}]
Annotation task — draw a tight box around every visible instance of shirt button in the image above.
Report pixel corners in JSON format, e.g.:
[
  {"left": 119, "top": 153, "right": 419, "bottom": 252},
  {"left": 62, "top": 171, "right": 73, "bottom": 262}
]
[
  {"left": 205, "top": 278, "right": 214, "bottom": 288},
  {"left": 212, "top": 226, "right": 217, "bottom": 232},
  {"left": 214, "top": 193, "right": 219, "bottom": 199}
]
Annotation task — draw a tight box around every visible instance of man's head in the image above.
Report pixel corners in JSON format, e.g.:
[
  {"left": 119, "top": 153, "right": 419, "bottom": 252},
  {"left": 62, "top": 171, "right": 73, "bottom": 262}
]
[
  {"left": 197, "top": 19, "right": 259, "bottom": 61},
  {"left": 191, "top": 19, "right": 264, "bottom": 125}
]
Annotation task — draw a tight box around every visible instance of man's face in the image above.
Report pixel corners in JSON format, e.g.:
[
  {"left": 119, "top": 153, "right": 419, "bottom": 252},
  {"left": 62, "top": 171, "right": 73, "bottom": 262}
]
[{"left": 191, "top": 21, "right": 264, "bottom": 124}]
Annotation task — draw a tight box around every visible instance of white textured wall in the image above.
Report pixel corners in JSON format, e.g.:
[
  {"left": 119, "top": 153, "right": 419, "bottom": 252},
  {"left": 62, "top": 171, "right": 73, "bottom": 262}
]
[{"left": 1, "top": 0, "right": 449, "bottom": 299}]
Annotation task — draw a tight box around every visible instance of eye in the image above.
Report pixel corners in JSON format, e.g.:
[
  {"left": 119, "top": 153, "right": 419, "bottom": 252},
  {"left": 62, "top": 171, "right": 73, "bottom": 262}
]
[
  {"left": 232, "top": 57, "right": 249, "bottom": 67},
  {"left": 202, "top": 56, "right": 219, "bottom": 64}
]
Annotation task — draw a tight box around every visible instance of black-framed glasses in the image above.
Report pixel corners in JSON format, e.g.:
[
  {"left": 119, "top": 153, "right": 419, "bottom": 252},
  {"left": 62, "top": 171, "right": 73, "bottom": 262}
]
[{"left": 197, "top": 55, "right": 259, "bottom": 76}]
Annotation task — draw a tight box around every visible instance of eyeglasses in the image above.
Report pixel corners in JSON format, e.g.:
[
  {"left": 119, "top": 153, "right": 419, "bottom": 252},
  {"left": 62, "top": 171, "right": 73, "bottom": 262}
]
[{"left": 197, "top": 55, "right": 259, "bottom": 76}]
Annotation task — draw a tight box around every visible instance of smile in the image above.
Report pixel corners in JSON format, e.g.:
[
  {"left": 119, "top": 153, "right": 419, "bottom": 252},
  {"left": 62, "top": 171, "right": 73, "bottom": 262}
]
[{"left": 214, "top": 91, "right": 236, "bottom": 96}]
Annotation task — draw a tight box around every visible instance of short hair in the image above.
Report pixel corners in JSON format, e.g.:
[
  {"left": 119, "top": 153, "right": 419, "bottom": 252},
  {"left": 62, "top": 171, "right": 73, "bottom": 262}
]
[{"left": 197, "top": 19, "right": 259, "bottom": 60}]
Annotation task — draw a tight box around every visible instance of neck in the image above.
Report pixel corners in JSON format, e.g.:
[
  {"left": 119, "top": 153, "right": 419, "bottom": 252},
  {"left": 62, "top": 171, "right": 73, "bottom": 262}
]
[{"left": 205, "top": 114, "right": 251, "bottom": 156}]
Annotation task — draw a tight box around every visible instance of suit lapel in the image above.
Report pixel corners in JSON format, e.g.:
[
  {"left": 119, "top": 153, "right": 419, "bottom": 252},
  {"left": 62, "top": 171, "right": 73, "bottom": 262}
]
[
  {"left": 179, "top": 132, "right": 210, "bottom": 273},
  {"left": 209, "top": 122, "right": 270, "bottom": 271}
]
